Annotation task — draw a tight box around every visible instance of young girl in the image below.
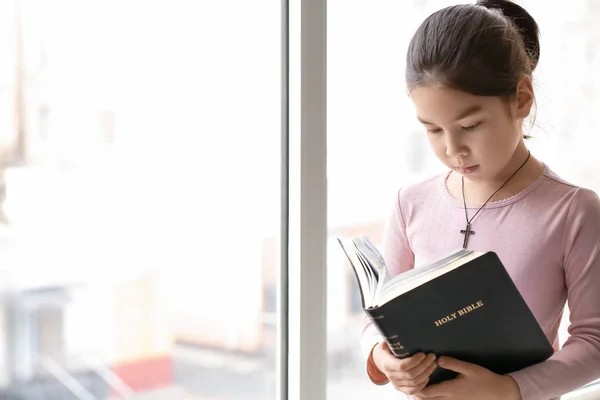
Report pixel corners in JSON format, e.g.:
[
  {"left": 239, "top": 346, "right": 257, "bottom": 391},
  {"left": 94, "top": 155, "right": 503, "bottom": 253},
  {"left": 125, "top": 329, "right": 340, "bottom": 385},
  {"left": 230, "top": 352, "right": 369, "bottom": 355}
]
[{"left": 360, "top": 1, "right": 600, "bottom": 399}]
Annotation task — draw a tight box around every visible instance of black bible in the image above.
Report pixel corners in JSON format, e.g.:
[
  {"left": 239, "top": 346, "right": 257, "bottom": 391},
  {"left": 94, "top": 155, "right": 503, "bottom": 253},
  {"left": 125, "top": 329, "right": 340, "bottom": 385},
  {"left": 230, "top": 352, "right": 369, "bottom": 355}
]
[{"left": 337, "top": 235, "right": 554, "bottom": 386}]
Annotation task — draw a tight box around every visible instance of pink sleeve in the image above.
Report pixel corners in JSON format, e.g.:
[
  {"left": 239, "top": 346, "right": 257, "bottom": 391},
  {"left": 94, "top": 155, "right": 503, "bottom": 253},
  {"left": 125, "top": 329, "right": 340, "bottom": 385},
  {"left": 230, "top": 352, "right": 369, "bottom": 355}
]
[
  {"left": 508, "top": 188, "right": 600, "bottom": 399},
  {"left": 360, "top": 189, "right": 415, "bottom": 381}
]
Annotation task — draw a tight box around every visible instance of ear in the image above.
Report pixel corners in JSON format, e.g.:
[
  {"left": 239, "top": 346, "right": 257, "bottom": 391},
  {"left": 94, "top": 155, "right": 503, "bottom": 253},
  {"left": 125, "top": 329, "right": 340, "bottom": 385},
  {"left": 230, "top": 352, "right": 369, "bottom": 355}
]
[{"left": 515, "top": 75, "right": 534, "bottom": 120}]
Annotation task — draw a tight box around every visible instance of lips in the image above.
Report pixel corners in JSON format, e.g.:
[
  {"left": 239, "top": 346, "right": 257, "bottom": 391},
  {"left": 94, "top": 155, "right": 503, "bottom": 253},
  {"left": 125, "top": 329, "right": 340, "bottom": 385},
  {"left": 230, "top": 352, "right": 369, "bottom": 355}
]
[{"left": 456, "top": 165, "right": 479, "bottom": 175}]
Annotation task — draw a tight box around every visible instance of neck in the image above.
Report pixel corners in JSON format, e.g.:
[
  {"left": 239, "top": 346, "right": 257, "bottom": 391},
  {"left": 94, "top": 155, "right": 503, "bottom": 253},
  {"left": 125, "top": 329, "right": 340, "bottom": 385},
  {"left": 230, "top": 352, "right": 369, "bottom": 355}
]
[{"left": 459, "top": 145, "right": 543, "bottom": 205}]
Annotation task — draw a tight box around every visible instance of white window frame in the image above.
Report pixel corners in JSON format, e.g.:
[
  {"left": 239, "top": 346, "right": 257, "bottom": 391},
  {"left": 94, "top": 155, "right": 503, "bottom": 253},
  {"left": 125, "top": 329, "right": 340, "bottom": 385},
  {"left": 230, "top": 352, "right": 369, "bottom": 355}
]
[
  {"left": 279, "top": 1, "right": 600, "bottom": 399},
  {"left": 279, "top": 0, "right": 328, "bottom": 400}
]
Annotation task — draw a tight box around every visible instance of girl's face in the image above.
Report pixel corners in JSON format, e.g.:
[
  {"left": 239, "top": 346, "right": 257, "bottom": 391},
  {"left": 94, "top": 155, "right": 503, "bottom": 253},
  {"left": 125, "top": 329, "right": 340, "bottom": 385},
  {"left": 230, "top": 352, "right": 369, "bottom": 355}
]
[{"left": 410, "top": 81, "right": 533, "bottom": 182}]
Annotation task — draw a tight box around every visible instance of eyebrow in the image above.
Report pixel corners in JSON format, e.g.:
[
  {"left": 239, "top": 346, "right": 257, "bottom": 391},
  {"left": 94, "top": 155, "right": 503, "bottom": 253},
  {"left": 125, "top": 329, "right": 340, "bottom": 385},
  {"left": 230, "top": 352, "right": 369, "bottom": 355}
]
[{"left": 417, "top": 105, "right": 483, "bottom": 125}]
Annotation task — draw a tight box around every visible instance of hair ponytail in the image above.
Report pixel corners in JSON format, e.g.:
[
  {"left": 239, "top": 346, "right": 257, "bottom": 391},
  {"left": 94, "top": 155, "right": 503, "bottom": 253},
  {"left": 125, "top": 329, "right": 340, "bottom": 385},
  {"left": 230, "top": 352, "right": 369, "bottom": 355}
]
[{"left": 477, "top": 0, "right": 540, "bottom": 71}]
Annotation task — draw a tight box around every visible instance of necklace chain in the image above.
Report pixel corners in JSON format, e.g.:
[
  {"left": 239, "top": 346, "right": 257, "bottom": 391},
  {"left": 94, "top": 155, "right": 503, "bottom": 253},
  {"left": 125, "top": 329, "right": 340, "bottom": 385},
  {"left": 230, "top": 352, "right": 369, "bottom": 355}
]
[{"left": 460, "top": 151, "right": 531, "bottom": 248}]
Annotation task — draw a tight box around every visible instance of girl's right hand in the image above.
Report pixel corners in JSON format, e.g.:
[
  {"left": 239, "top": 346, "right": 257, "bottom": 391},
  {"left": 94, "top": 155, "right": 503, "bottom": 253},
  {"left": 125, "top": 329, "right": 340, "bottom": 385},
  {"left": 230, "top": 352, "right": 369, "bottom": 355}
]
[{"left": 371, "top": 341, "right": 438, "bottom": 395}]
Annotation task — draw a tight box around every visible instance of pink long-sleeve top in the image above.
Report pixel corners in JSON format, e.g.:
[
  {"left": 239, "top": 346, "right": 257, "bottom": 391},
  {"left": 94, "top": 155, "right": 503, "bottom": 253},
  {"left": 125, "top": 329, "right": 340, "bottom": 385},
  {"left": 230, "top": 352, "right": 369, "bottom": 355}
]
[{"left": 361, "top": 164, "right": 600, "bottom": 400}]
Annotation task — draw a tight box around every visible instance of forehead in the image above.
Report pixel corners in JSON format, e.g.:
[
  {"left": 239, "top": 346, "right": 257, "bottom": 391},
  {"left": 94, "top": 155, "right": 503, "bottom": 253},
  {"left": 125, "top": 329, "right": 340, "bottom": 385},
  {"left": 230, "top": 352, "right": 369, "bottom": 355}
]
[{"left": 410, "top": 85, "right": 506, "bottom": 123}]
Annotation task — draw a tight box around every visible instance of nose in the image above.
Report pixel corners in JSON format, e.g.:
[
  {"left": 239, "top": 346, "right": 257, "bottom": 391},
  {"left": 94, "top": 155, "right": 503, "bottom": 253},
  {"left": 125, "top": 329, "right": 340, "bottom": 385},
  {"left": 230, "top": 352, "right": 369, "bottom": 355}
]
[{"left": 445, "top": 132, "right": 468, "bottom": 158}]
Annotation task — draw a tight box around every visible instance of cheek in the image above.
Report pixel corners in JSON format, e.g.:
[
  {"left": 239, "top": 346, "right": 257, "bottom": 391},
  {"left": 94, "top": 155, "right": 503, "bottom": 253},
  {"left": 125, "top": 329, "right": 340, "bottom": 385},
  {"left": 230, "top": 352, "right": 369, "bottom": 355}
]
[
  {"left": 427, "top": 136, "right": 450, "bottom": 159},
  {"left": 475, "top": 121, "right": 507, "bottom": 144}
]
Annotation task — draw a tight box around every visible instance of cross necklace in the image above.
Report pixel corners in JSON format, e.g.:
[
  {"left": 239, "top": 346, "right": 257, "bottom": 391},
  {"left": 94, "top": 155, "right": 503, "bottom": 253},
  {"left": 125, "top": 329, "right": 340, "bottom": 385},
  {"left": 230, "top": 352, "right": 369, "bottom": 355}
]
[{"left": 460, "top": 151, "right": 531, "bottom": 249}]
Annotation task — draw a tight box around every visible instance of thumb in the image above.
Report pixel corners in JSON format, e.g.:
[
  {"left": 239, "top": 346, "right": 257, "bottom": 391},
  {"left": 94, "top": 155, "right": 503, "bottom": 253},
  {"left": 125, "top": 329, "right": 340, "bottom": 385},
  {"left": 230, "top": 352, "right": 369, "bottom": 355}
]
[
  {"left": 436, "top": 356, "right": 481, "bottom": 376},
  {"left": 378, "top": 340, "right": 393, "bottom": 355}
]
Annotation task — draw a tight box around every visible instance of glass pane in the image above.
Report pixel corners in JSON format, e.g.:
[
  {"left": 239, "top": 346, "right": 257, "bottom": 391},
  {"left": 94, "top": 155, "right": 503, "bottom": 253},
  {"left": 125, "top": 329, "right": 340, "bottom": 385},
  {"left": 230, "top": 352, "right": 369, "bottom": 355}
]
[
  {"left": 0, "top": 1, "right": 281, "bottom": 399},
  {"left": 327, "top": 0, "right": 600, "bottom": 398}
]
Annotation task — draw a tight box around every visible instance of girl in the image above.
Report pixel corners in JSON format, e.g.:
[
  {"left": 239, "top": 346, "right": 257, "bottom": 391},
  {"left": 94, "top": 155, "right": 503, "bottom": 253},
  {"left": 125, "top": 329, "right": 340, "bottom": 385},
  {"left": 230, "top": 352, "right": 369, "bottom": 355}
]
[{"left": 360, "top": 1, "right": 600, "bottom": 399}]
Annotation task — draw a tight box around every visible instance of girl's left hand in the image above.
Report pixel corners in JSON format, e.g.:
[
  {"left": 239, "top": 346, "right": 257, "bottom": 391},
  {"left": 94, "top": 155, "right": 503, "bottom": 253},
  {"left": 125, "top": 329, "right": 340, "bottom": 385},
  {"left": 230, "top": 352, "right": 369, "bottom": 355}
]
[{"left": 414, "top": 356, "right": 522, "bottom": 400}]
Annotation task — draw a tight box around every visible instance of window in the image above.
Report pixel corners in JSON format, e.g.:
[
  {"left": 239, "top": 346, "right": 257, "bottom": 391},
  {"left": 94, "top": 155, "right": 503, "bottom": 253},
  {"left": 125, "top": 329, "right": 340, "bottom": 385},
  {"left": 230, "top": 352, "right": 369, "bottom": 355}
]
[
  {"left": 0, "top": 1, "right": 281, "bottom": 399},
  {"left": 327, "top": 0, "right": 600, "bottom": 398},
  {"left": 0, "top": 1, "right": 598, "bottom": 399}
]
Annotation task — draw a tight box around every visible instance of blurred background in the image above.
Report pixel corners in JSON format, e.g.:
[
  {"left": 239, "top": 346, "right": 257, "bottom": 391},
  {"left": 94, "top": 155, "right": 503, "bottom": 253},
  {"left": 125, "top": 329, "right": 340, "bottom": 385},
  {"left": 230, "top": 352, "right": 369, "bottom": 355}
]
[{"left": 0, "top": 0, "right": 598, "bottom": 399}]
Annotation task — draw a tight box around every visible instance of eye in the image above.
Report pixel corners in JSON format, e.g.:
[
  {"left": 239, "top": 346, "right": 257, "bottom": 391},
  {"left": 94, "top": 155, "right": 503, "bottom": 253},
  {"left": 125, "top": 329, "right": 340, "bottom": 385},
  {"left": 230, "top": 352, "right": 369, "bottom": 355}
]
[
  {"left": 462, "top": 122, "right": 482, "bottom": 132},
  {"left": 427, "top": 127, "right": 443, "bottom": 134}
]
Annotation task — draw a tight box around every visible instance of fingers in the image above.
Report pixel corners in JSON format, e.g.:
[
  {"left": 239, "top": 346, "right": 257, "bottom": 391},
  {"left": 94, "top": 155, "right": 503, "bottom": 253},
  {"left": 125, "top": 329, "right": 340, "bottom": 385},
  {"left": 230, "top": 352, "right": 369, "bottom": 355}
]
[
  {"left": 414, "top": 395, "right": 445, "bottom": 400},
  {"left": 415, "top": 380, "right": 455, "bottom": 398},
  {"left": 391, "top": 357, "right": 437, "bottom": 389},
  {"left": 394, "top": 375, "right": 431, "bottom": 396},
  {"left": 374, "top": 347, "right": 438, "bottom": 396},
  {"left": 436, "top": 356, "right": 480, "bottom": 376},
  {"left": 381, "top": 351, "right": 429, "bottom": 372},
  {"left": 396, "top": 352, "right": 430, "bottom": 370},
  {"left": 383, "top": 353, "right": 436, "bottom": 395},
  {"left": 394, "top": 353, "right": 437, "bottom": 375}
]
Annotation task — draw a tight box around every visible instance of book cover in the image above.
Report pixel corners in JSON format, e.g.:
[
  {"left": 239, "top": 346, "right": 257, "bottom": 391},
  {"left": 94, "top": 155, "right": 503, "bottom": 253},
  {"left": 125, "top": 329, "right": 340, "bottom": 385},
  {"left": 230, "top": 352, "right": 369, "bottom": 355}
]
[{"left": 339, "top": 237, "right": 554, "bottom": 385}]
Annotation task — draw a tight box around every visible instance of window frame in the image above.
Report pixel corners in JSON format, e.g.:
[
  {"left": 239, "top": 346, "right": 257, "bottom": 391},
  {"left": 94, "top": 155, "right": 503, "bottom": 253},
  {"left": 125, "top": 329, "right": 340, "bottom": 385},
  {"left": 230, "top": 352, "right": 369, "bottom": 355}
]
[
  {"left": 280, "top": 0, "right": 328, "bottom": 400},
  {"left": 281, "top": 1, "right": 600, "bottom": 399}
]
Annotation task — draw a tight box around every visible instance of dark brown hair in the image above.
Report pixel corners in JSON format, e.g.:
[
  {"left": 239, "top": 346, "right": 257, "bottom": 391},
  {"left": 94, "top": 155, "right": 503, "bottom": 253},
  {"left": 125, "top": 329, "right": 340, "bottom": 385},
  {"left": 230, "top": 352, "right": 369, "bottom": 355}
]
[{"left": 406, "top": 0, "right": 540, "bottom": 98}]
